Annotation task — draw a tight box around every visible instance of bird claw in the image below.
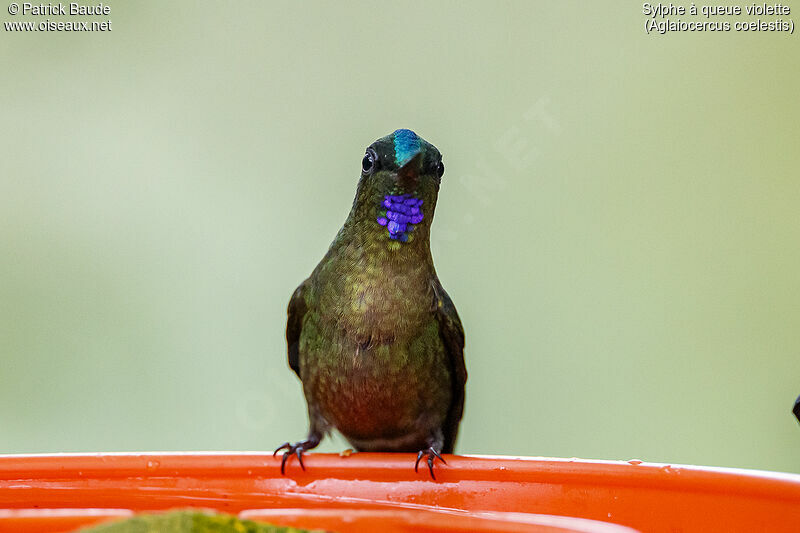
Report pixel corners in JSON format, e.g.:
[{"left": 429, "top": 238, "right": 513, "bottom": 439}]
[
  {"left": 274, "top": 440, "right": 315, "bottom": 475},
  {"left": 415, "top": 446, "right": 446, "bottom": 480}
]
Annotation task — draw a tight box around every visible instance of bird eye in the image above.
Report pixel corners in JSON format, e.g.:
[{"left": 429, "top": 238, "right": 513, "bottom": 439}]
[
  {"left": 362, "top": 151, "right": 376, "bottom": 174},
  {"left": 436, "top": 160, "right": 445, "bottom": 178}
]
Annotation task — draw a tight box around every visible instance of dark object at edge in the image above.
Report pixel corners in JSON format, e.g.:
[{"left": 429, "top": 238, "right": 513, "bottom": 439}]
[{"left": 794, "top": 395, "right": 800, "bottom": 424}]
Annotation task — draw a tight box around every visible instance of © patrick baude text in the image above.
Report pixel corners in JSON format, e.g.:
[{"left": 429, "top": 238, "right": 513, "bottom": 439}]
[
  {"left": 642, "top": 2, "right": 795, "bottom": 34},
  {"left": 10, "top": 2, "right": 108, "bottom": 15},
  {"left": 5, "top": 2, "right": 112, "bottom": 32}
]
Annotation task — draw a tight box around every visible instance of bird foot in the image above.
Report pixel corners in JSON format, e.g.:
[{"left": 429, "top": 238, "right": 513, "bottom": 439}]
[
  {"left": 274, "top": 438, "right": 318, "bottom": 474},
  {"left": 415, "top": 446, "right": 446, "bottom": 480}
]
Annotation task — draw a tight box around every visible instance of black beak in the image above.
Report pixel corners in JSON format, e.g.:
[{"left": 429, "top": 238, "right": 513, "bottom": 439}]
[{"left": 396, "top": 152, "right": 422, "bottom": 189}]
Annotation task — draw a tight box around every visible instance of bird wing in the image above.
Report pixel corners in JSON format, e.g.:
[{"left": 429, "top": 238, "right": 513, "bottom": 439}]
[
  {"left": 286, "top": 279, "right": 310, "bottom": 379},
  {"left": 432, "top": 279, "right": 467, "bottom": 454}
]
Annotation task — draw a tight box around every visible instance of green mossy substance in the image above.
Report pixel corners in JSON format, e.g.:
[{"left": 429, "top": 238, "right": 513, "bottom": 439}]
[{"left": 76, "top": 510, "right": 329, "bottom": 533}]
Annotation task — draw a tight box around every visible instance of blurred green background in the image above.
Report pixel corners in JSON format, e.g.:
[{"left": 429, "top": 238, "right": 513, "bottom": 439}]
[{"left": 1, "top": 2, "right": 798, "bottom": 474}]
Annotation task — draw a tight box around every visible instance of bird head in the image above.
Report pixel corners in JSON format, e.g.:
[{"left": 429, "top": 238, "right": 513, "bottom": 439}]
[{"left": 355, "top": 129, "right": 445, "bottom": 244}]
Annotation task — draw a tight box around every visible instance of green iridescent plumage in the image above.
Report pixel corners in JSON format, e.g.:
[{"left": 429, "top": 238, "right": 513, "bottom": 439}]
[{"left": 277, "top": 130, "right": 466, "bottom": 478}]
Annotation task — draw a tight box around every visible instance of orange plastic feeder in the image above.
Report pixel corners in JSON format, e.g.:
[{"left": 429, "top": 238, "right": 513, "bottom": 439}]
[{"left": 1, "top": 453, "right": 799, "bottom": 532}]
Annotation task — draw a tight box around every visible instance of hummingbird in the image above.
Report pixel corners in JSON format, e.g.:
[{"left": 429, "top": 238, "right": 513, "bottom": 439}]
[{"left": 275, "top": 129, "right": 466, "bottom": 479}]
